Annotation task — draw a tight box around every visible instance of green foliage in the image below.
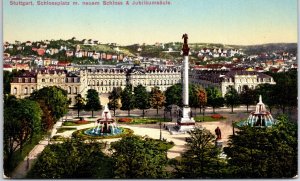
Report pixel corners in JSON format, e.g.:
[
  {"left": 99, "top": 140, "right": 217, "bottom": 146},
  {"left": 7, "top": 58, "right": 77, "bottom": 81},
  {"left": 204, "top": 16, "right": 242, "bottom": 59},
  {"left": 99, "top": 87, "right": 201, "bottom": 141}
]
[
  {"left": 224, "top": 86, "right": 239, "bottom": 113},
  {"left": 29, "top": 86, "right": 69, "bottom": 128},
  {"left": 134, "top": 85, "right": 151, "bottom": 117},
  {"left": 62, "top": 121, "right": 93, "bottom": 126},
  {"left": 74, "top": 94, "right": 86, "bottom": 117},
  {"left": 27, "top": 139, "right": 114, "bottom": 179},
  {"left": 265, "top": 70, "right": 297, "bottom": 113},
  {"left": 255, "top": 84, "right": 276, "bottom": 112},
  {"left": 110, "top": 135, "right": 169, "bottom": 179},
  {"left": 224, "top": 115, "right": 297, "bottom": 178},
  {"left": 240, "top": 85, "right": 257, "bottom": 112},
  {"left": 121, "top": 84, "right": 135, "bottom": 116},
  {"left": 150, "top": 87, "right": 166, "bottom": 115},
  {"left": 119, "top": 117, "right": 172, "bottom": 124},
  {"left": 190, "top": 84, "right": 207, "bottom": 110},
  {"left": 4, "top": 95, "right": 43, "bottom": 175},
  {"left": 165, "top": 83, "right": 182, "bottom": 106},
  {"left": 173, "top": 127, "right": 226, "bottom": 178},
  {"left": 108, "top": 87, "right": 122, "bottom": 116},
  {"left": 206, "top": 87, "right": 224, "bottom": 113},
  {"left": 56, "top": 127, "right": 77, "bottom": 133},
  {"left": 85, "top": 89, "right": 102, "bottom": 117},
  {"left": 3, "top": 71, "right": 13, "bottom": 94}
]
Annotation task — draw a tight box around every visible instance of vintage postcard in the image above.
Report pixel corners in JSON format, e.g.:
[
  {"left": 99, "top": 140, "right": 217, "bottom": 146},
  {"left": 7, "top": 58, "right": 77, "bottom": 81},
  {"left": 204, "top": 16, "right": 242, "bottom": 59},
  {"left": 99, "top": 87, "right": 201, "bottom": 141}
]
[{"left": 2, "top": 0, "right": 298, "bottom": 179}]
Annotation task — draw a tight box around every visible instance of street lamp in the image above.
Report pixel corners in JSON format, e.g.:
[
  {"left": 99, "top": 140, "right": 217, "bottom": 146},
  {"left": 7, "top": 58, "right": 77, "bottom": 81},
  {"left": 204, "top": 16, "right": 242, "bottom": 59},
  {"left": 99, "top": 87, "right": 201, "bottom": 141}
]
[{"left": 202, "top": 107, "right": 206, "bottom": 122}]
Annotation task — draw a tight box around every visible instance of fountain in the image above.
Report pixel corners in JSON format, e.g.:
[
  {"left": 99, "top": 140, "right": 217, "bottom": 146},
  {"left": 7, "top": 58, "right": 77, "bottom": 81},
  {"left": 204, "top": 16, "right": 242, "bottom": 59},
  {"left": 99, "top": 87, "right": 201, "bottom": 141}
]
[
  {"left": 238, "top": 95, "right": 276, "bottom": 127},
  {"left": 84, "top": 105, "right": 122, "bottom": 136}
]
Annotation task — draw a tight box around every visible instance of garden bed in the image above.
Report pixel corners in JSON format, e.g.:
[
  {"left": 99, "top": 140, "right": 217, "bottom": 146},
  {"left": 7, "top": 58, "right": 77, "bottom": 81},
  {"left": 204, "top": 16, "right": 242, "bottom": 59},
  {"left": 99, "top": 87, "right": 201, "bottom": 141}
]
[
  {"left": 72, "top": 127, "right": 134, "bottom": 140},
  {"left": 194, "top": 114, "right": 226, "bottom": 122},
  {"left": 62, "top": 121, "right": 94, "bottom": 126}
]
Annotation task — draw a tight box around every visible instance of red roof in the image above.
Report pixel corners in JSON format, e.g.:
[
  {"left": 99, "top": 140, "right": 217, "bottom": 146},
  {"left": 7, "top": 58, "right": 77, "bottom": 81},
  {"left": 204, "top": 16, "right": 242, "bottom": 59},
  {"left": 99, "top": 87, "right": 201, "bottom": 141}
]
[{"left": 3, "top": 64, "right": 12, "bottom": 68}]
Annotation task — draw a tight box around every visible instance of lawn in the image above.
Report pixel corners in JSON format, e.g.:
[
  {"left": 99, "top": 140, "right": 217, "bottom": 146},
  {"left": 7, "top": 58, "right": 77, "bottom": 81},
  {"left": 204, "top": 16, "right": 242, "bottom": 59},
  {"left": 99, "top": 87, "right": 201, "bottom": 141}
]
[
  {"left": 118, "top": 117, "right": 172, "bottom": 124},
  {"left": 57, "top": 127, "right": 77, "bottom": 133},
  {"left": 62, "top": 121, "right": 94, "bottom": 126}
]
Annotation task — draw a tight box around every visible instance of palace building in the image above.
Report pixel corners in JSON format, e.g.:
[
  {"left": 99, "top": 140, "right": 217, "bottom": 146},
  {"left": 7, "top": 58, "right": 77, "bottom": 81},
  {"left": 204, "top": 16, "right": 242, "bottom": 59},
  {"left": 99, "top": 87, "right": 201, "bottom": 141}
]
[
  {"left": 10, "top": 66, "right": 181, "bottom": 105},
  {"left": 190, "top": 69, "right": 276, "bottom": 96}
]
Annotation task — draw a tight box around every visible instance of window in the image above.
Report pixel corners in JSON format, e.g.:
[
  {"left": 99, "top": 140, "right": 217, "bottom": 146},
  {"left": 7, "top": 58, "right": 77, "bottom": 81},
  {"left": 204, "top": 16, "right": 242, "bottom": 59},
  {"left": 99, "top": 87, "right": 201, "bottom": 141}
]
[
  {"left": 68, "top": 87, "right": 71, "bottom": 94},
  {"left": 31, "top": 87, "right": 34, "bottom": 93},
  {"left": 74, "top": 87, "right": 78, "bottom": 94},
  {"left": 31, "top": 78, "right": 35, "bottom": 83},
  {"left": 50, "top": 79, "right": 53, "bottom": 83},
  {"left": 13, "top": 87, "right": 17, "bottom": 95},
  {"left": 42, "top": 79, "right": 45, "bottom": 83},
  {"left": 24, "top": 87, "right": 28, "bottom": 95}
]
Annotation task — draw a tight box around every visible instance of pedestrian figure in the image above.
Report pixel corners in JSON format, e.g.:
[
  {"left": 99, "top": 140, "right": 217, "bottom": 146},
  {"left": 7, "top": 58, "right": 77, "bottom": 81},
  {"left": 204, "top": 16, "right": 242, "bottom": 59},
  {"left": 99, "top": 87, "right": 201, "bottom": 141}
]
[{"left": 215, "top": 126, "right": 222, "bottom": 140}]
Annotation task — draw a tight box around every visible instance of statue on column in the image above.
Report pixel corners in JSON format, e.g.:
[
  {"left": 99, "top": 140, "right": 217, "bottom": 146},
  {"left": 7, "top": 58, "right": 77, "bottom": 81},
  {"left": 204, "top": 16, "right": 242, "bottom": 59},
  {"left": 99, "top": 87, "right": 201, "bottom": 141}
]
[{"left": 182, "top": 33, "right": 190, "bottom": 56}]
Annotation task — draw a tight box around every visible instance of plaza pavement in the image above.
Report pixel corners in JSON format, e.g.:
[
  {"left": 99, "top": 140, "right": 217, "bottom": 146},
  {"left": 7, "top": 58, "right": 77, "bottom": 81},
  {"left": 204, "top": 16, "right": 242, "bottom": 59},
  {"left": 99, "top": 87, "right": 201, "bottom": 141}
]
[{"left": 9, "top": 106, "right": 265, "bottom": 178}]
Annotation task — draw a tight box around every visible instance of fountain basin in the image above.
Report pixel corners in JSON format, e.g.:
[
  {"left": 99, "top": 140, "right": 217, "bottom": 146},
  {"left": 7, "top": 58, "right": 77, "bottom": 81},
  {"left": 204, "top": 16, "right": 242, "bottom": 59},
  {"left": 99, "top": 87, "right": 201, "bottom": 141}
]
[{"left": 72, "top": 127, "right": 134, "bottom": 140}]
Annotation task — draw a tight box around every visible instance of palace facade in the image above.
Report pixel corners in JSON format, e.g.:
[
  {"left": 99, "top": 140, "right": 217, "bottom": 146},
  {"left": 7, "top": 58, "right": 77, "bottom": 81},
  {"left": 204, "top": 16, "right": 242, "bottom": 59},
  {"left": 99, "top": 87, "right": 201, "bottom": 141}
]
[
  {"left": 10, "top": 66, "right": 181, "bottom": 105},
  {"left": 190, "top": 69, "right": 276, "bottom": 96}
]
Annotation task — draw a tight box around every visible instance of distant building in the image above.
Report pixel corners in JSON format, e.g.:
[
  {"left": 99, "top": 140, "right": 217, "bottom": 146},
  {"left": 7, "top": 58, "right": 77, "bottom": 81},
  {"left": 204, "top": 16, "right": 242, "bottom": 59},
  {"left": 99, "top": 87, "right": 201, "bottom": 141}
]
[
  {"left": 190, "top": 69, "right": 276, "bottom": 96},
  {"left": 10, "top": 69, "right": 81, "bottom": 105}
]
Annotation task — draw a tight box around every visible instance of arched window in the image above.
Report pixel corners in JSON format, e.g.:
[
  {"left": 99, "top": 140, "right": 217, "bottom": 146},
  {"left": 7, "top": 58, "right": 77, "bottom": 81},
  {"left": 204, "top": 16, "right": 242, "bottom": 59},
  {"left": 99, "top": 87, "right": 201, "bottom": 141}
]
[
  {"left": 97, "top": 81, "right": 99, "bottom": 86},
  {"left": 238, "top": 86, "right": 241, "bottom": 93},
  {"left": 24, "top": 87, "right": 28, "bottom": 95},
  {"left": 74, "top": 87, "right": 78, "bottom": 94},
  {"left": 13, "top": 87, "right": 17, "bottom": 95},
  {"left": 42, "top": 79, "right": 45, "bottom": 83},
  {"left": 50, "top": 79, "right": 53, "bottom": 83},
  {"left": 68, "top": 87, "right": 71, "bottom": 94},
  {"left": 31, "top": 87, "right": 34, "bottom": 93}
]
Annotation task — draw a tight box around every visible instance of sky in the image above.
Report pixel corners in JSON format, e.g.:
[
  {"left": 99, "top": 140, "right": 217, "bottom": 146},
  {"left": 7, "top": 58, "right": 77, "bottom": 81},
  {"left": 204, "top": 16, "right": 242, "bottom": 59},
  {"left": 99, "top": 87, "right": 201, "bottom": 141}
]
[{"left": 3, "top": 0, "right": 298, "bottom": 45}]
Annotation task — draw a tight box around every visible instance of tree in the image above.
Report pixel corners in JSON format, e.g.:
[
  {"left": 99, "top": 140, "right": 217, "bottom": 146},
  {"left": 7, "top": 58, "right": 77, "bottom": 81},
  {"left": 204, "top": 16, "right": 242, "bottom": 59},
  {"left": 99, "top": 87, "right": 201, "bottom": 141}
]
[
  {"left": 4, "top": 95, "right": 42, "bottom": 175},
  {"left": 206, "top": 87, "right": 224, "bottom": 113},
  {"left": 85, "top": 89, "right": 102, "bottom": 118},
  {"left": 240, "top": 85, "right": 257, "bottom": 112},
  {"left": 150, "top": 87, "right": 166, "bottom": 115},
  {"left": 108, "top": 87, "right": 122, "bottom": 116},
  {"left": 120, "top": 84, "right": 135, "bottom": 116},
  {"left": 255, "top": 84, "right": 276, "bottom": 113},
  {"left": 164, "top": 83, "right": 182, "bottom": 107},
  {"left": 266, "top": 70, "right": 297, "bottom": 113},
  {"left": 224, "top": 115, "right": 297, "bottom": 178},
  {"left": 173, "top": 127, "right": 226, "bottom": 178},
  {"left": 27, "top": 139, "right": 114, "bottom": 179},
  {"left": 224, "top": 86, "right": 239, "bottom": 113},
  {"left": 74, "top": 94, "right": 86, "bottom": 118},
  {"left": 195, "top": 85, "right": 207, "bottom": 114},
  {"left": 3, "top": 71, "right": 13, "bottom": 94},
  {"left": 134, "top": 85, "right": 150, "bottom": 117},
  {"left": 29, "top": 86, "right": 69, "bottom": 126},
  {"left": 110, "top": 135, "right": 169, "bottom": 179}
]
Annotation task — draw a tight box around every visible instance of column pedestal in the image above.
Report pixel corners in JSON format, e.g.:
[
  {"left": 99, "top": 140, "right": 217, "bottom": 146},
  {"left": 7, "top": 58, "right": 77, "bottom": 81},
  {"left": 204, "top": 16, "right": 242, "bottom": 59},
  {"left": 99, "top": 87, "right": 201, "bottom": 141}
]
[{"left": 176, "top": 107, "right": 195, "bottom": 132}]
